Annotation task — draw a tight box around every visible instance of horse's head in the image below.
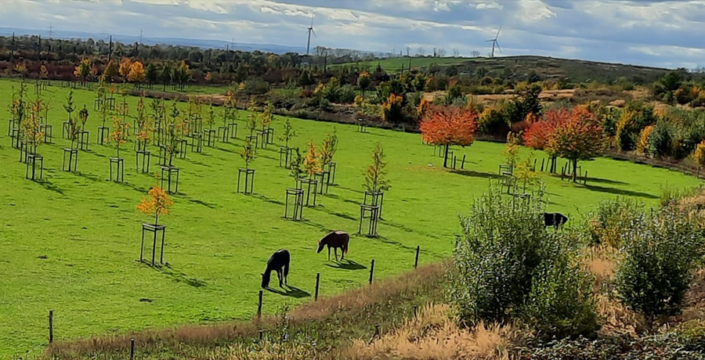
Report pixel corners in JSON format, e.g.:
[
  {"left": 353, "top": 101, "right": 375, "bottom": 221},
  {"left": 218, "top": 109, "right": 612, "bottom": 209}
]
[
  {"left": 261, "top": 272, "right": 270, "bottom": 288},
  {"left": 316, "top": 240, "right": 325, "bottom": 254}
]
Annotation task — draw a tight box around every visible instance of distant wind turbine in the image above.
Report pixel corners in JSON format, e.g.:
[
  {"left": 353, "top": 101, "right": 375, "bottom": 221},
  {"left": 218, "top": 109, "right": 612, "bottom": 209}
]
[
  {"left": 486, "top": 26, "right": 502, "bottom": 58},
  {"left": 306, "top": 16, "right": 317, "bottom": 56}
]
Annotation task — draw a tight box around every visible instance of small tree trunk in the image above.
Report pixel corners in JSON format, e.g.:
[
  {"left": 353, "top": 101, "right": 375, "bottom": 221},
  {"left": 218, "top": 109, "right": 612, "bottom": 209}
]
[
  {"left": 443, "top": 144, "right": 449, "bottom": 168},
  {"left": 572, "top": 159, "right": 578, "bottom": 183}
]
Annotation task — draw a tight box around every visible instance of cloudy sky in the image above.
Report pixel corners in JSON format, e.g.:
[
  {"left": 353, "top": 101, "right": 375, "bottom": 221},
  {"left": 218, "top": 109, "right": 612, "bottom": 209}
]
[{"left": 2, "top": 0, "right": 704, "bottom": 69}]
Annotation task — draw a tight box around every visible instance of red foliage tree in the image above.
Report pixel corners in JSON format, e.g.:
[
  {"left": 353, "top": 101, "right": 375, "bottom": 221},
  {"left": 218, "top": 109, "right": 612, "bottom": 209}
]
[
  {"left": 546, "top": 106, "right": 604, "bottom": 182},
  {"left": 420, "top": 106, "right": 479, "bottom": 168},
  {"left": 523, "top": 108, "right": 570, "bottom": 173}
]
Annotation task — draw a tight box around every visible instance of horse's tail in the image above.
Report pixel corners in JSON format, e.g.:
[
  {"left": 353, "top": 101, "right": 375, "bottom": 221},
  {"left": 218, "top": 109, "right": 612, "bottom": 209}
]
[
  {"left": 343, "top": 238, "right": 349, "bottom": 254},
  {"left": 284, "top": 250, "right": 290, "bottom": 277}
]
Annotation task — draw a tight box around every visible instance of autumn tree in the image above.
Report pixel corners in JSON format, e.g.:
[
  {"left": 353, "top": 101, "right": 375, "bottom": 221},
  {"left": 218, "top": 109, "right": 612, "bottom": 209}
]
[
  {"left": 546, "top": 106, "right": 604, "bottom": 182},
  {"left": 137, "top": 184, "right": 173, "bottom": 226},
  {"left": 205, "top": 102, "right": 216, "bottom": 131},
  {"left": 119, "top": 57, "right": 132, "bottom": 82},
  {"left": 319, "top": 130, "right": 338, "bottom": 167},
  {"left": 14, "top": 62, "right": 27, "bottom": 79},
  {"left": 289, "top": 148, "right": 304, "bottom": 181},
  {"left": 74, "top": 58, "right": 91, "bottom": 85},
  {"left": 503, "top": 132, "right": 521, "bottom": 168},
  {"left": 420, "top": 106, "right": 479, "bottom": 168},
  {"left": 382, "top": 93, "right": 404, "bottom": 123},
  {"left": 523, "top": 107, "right": 568, "bottom": 173},
  {"left": 109, "top": 116, "right": 130, "bottom": 158},
  {"left": 246, "top": 99, "right": 258, "bottom": 136},
  {"left": 64, "top": 91, "right": 79, "bottom": 150},
  {"left": 21, "top": 97, "right": 44, "bottom": 155},
  {"left": 357, "top": 71, "right": 371, "bottom": 98},
  {"left": 128, "top": 61, "right": 146, "bottom": 87},
  {"left": 240, "top": 137, "right": 256, "bottom": 169},
  {"left": 279, "top": 118, "right": 296, "bottom": 148},
  {"left": 365, "top": 143, "right": 391, "bottom": 193},
  {"left": 260, "top": 101, "right": 274, "bottom": 132},
  {"left": 637, "top": 125, "right": 655, "bottom": 156},
  {"left": 135, "top": 97, "right": 152, "bottom": 150},
  {"left": 304, "top": 138, "right": 320, "bottom": 178},
  {"left": 104, "top": 60, "right": 119, "bottom": 82}
]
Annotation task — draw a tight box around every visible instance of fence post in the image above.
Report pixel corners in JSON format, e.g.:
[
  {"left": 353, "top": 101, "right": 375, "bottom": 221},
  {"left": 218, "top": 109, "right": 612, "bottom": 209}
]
[
  {"left": 414, "top": 246, "right": 420, "bottom": 268},
  {"left": 257, "top": 290, "right": 263, "bottom": 318},
  {"left": 315, "top": 273, "right": 320, "bottom": 301},
  {"left": 413, "top": 305, "right": 418, "bottom": 319},
  {"left": 369, "top": 259, "right": 375, "bottom": 285},
  {"left": 130, "top": 338, "right": 135, "bottom": 360},
  {"left": 48, "top": 310, "right": 54, "bottom": 344}
]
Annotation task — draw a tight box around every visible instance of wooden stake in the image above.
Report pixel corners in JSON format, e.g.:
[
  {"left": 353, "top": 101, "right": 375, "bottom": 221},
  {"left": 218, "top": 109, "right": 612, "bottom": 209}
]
[
  {"left": 414, "top": 246, "right": 420, "bottom": 268},
  {"left": 48, "top": 310, "right": 54, "bottom": 344},
  {"left": 369, "top": 259, "right": 375, "bottom": 285},
  {"left": 315, "top": 273, "right": 320, "bottom": 301},
  {"left": 257, "top": 290, "right": 263, "bottom": 318}
]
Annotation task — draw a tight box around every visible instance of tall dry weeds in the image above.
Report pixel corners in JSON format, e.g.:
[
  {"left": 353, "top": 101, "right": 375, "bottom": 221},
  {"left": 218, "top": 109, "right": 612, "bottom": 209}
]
[{"left": 339, "top": 304, "right": 524, "bottom": 360}]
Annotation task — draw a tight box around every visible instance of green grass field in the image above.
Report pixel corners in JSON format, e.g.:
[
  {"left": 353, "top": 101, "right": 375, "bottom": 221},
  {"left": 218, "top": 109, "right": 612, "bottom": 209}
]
[
  {"left": 329, "top": 57, "right": 473, "bottom": 73},
  {"left": 0, "top": 79, "right": 700, "bottom": 356}
]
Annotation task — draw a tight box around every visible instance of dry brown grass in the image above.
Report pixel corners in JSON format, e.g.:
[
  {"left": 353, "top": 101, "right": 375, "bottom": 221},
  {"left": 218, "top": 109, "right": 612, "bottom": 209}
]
[
  {"left": 46, "top": 262, "right": 446, "bottom": 359},
  {"left": 582, "top": 246, "right": 618, "bottom": 291},
  {"left": 338, "top": 304, "right": 523, "bottom": 360}
]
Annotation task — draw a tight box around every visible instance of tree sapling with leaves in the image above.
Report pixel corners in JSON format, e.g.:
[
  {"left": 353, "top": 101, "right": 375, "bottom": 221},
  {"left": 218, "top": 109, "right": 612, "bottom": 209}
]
[{"left": 365, "top": 144, "right": 391, "bottom": 194}]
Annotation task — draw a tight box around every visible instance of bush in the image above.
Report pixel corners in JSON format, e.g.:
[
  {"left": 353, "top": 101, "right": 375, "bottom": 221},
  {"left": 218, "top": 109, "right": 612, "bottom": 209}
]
[
  {"left": 648, "top": 121, "right": 675, "bottom": 157},
  {"left": 587, "top": 197, "right": 643, "bottom": 248},
  {"left": 448, "top": 188, "right": 598, "bottom": 338},
  {"left": 338, "top": 85, "right": 356, "bottom": 104},
  {"left": 616, "top": 205, "right": 705, "bottom": 320},
  {"left": 239, "top": 79, "right": 270, "bottom": 95}
]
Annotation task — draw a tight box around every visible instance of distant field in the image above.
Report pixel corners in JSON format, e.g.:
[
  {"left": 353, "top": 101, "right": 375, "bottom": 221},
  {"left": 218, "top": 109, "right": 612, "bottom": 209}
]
[
  {"left": 0, "top": 79, "right": 700, "bottom": 356},
  {"left": 329, "top": 57, "right": 473, "bottom": 73}
]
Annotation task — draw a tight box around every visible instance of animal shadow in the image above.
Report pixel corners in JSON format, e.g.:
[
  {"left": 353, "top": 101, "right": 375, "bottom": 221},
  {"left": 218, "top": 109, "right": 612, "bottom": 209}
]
[
  {"left": 325, "top": 259, "right": 367, "bottom": 271},
  {"left": 266, "top": 285, "right": 311, "bottom": 298}
]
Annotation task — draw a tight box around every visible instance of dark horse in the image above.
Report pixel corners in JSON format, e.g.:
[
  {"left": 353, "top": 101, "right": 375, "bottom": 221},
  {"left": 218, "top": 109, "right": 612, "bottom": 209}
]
[
  {"left": 543, "top": 212, "right": 569, "bottom": 228},
  {"left": 261, "top": 249, "right": 290, "bottom": 288},
  {"left": 317, "top": 231, "right": 349, "bottom": 261}
]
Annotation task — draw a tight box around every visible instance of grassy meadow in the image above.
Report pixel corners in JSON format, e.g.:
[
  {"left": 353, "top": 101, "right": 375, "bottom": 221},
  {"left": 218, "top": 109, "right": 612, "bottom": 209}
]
[
  {"left": 329, "top": 56, "right": 473, "bottom": 73},
  {"left": 0, "top": 79, "right": 701, "bottom": 356}
]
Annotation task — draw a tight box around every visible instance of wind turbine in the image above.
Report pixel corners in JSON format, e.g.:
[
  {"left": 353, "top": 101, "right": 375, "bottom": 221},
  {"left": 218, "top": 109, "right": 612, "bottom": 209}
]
[
  {"left": 486, "top": 26, "right": 502, "bottom": 58},
  {"left": 306, "top": 16, "right": 316, "bottom": 56}
]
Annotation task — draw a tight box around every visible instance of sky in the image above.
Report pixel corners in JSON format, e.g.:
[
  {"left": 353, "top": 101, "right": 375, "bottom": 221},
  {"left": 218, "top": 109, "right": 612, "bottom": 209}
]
[{"left": 2, "top": 0, "right": 705, "bottom": 69}]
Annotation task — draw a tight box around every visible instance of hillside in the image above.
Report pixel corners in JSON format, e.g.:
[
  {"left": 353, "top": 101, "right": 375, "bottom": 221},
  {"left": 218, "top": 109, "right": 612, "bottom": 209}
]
[{"left": 332, "top": 55, "right": 682, "bottom": 84}]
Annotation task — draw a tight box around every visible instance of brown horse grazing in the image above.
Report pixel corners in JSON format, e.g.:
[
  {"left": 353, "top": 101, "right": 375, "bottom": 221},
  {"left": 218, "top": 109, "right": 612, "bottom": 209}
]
[{"left": 317, "top": 231, "right": 349, "bottom": 261}]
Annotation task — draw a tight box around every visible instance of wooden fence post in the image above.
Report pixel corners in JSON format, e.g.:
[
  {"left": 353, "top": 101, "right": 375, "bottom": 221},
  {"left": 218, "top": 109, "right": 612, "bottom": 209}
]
[
  {"left": 257, "top": 290, "right": 263, "bottom": 318},
  {"left": 369, "top": 259, "right": 375, "bottom": 285},
  {"left": 315, "top": 273, "right": 320, "bottom": 301},
  {"left": 130, "top": 338, "right": 135, "bottom": 360},
  {"left": 414, "top": 246, "right": 420, "bottom": 268},
  {"left": 48, "top": 310, "right": 54, "bottom": 344}
]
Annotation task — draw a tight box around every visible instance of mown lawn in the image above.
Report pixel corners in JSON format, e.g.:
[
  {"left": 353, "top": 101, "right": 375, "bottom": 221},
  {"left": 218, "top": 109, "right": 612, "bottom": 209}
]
[
  {"left": 329, "top": 56, "right": 474, "bottom": 73},
  {"left": 0, "top": 79, "right": 699, "bottom": 357}
]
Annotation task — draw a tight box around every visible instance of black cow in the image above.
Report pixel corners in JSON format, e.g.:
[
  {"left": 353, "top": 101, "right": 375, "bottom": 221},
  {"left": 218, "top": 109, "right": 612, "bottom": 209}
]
[{"left": 543, "top": 212, "right": 569, "bottom": 228}]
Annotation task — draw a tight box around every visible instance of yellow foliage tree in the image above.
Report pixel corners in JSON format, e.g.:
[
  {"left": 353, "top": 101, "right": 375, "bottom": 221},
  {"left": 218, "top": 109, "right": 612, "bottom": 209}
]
[
  {"left": 637, "top": 125, "right": 654, "bottom": 156},
  {"left": 74, "top": 58, "right": 91, "bottom": 85},
  {"left": 304, "top": 138, "right": 320, "bottom": 178},
  {"left": 119, "top": 57, "right": 132, "bottom": 81},
  {"left": 128, "top": 61, "right": 146, "bottom": 86},
  {"left": 109, "top": 116, "right": 130, "bottom": 158},
  {"left": 693, "top": 140, "right": 705, "bottom": 171},
  {"left": 137, "top": 185, "right": 173, "bottom": 225}
]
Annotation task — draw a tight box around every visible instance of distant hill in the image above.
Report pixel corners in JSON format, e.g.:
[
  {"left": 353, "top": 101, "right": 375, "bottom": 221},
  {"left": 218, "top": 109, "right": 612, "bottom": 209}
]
[
  {"left": 333, "top": 56, "right": 682, "bottom": 84},
  {"left": 0, "top": 27, "right": 307, "bottom": 55}
]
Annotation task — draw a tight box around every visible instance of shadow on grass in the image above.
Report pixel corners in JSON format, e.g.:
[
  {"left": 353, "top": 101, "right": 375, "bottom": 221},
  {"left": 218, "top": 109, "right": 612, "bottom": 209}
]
[
  {"left": 253, "top": 194, "right": 285, "bottom": 206},
  {"left": 266, "top": 286, "right": 311, "bottom": 298},
  {"left": 313, "top": 206, "right": 358, "bottom": 222},
  {"left": 584, "top": 184, "right": 658, "bottom": 199},
  {"left": 585, "top": 177, "right": 628, "bottom": 185},
  {"left": 450, "top": 169, "right": 502, "bottom": 180},
  {"left": 325, "top": 259, "right": 367, "bottom": 271},
  {"left": 37, "top": 179, "right": 66, "bottom": 195},
  {"left": 155, "top": 264, "right": 207, "bottom": 288},
  {"left": 337, "top": 185, "right": 365, "bottom": 195}
]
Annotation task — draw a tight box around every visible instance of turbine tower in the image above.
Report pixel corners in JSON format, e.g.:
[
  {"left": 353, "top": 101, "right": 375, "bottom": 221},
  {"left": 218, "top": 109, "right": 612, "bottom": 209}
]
[
  {"left": 306, "top": 16, "right": 316, "bottom": 55},
  {"left": 486, "top": 26, "right": 502, "bottom": 58}
]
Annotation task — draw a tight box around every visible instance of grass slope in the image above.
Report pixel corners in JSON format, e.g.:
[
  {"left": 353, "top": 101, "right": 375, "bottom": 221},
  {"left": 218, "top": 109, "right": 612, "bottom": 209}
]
[
  {"left": 0, "top": 79, "right": 699, "bottom": 356},
  {"left": 331, "top": 55, "right": 680, "bottom": 83}
]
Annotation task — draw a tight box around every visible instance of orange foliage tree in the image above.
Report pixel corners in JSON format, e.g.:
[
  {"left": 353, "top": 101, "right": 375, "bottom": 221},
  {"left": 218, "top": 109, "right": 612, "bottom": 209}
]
[
  {"left": 420, "top": 106, "right": 479, "bottom": 168},
  {"left": 119, "top": 57, "right": 132, "bottom": 82},
  {"left": 109, "top": 116, "right": 130, "bottom": 158},
  {"left": 128, "top": 61, "right": 146, "bottom": 87},
  {"left": 523, "top": 107, "right": 570, "bottom": 173},
  {"left": 74, "top": 58, "right": 91, "bottom": 85},
  {"left": 546, "top": 106, "right": 604, "bottom": 182},
  {"left": 137, "top": 185, "right": 173, "bottom": 225}
]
